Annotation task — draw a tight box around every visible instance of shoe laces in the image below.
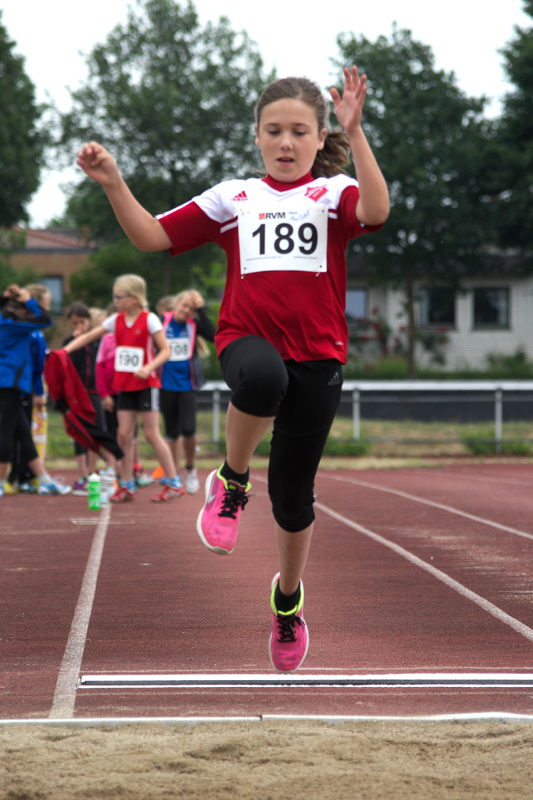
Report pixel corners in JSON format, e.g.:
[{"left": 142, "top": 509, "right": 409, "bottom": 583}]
[
  {"left": 275, "top": 613, "right": 304, "bottom": 643},
  {"left": 218, "top": 482, "right": 248, "bottom": 519}
]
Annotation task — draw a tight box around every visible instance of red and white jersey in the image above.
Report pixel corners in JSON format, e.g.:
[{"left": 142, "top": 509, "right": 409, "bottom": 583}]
[
  {"left": 102, "top": 310, "right": 161, "bottom": 392},
  {"left": 157, "top": 172, "right": 382, "bottom": 363}
]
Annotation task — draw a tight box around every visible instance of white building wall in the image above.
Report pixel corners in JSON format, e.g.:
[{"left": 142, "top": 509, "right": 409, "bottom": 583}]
[
  {"left": 444, "top": 278, "right": 533, "bottom": 369},
  {"left": 363, "top": 276, "right": 533, "bottom": 370}
]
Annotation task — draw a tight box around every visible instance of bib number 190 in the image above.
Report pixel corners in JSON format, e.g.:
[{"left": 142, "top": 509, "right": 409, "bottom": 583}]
[{"left": 115, "top": 346, "right": 144, "bottom": 373}]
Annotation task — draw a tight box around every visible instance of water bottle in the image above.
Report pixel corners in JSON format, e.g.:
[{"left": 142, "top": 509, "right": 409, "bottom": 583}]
[
  {"left": 98, "top": 470, "right": 108, "bottom": 506},
  {"left": 99, "top": 468, "right": 114, "bottom": 505},
  {"left": 87, "top": 472, "right": 101, "bottom": 510}
]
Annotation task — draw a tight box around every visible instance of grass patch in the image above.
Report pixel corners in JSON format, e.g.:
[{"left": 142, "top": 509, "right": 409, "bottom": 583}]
[
  {"left": 45, "top": 408, "right": 533, "bottom": 465},
  {"left": 460, "top": 427, "right": 533, "bottom": 456}
]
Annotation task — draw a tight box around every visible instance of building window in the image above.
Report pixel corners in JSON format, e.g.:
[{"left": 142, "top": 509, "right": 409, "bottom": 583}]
[
  {"left": 346, "top": 288, "right": 367, "bottom": 325},
  {"left": 473, "top": 287, "right": 509, "bottom": 329},
  {"left": 419, "top": 287, "right": 456, "bottom": 327},
  {"left": 39, "top": 276, "right": 64, "bottom": 314}
]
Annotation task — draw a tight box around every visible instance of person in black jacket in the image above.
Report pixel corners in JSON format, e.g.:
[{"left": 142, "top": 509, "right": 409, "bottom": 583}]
[{"left": 62, "top": 301, "right": 105, "bottom": 495}]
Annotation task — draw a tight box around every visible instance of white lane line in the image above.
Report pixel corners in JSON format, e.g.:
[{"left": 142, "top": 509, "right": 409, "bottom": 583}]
[
  {"left": 49, "top": 504, "right": 111, "bottom": 719},
  {"left": 78, "top": 672, "right": 533, "bottom": 688},
  {"left": 319, "top": 473, "right": 533, "bottom": 542},
  {"left": 315, "top": 500, "right": 533, "bottom": 645},
  {"left": 421, "top": 471, "right": 533, "bottom": 488},
  {"left": 6, "top": 712, "right": 533, "bottom": 725}
]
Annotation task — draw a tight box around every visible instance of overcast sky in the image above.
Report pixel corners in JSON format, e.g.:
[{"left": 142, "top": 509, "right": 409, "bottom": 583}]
[{"left": 2, "top": 0, "right": 530, "bottom": 226}]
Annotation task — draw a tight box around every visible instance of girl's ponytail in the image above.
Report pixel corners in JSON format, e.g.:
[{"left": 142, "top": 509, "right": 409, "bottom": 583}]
[{"left": 312, "top": 130, "right": 351, "bottom": 178}]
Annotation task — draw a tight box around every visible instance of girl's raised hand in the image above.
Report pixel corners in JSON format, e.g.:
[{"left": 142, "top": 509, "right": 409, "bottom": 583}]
[
  {"left": 329, "top": 65, "right": 368, "bottom": 135},
  {"left": 188, "top": 290, "right": 205, "bottom": 310},
  {"left": 76, "top": 141, "right": 120, "bottom": 185}
]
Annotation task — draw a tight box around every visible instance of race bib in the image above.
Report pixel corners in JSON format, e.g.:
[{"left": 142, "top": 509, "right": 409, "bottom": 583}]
[
  {"left": 168, "top": 337, "right": 192, "bottom": 362},
  {"left": 238, "top": 203, "right": 328, "bottom": 275},
  {"left": 114, "top": 346, "right": 144, "bottom": 373}
]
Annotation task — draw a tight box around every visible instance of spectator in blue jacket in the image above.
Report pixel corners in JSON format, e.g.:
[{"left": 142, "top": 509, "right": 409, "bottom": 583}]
[
  {"left": 6, "top": 284, "right": 51, "bottom": 493},
  {"left": 0, "top": 284, "right": 70, "bottom": 497}
]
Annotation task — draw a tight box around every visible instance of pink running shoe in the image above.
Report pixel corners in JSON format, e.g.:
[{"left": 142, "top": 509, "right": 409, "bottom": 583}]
[
  {"left": 196, "top": 467, "right": 250, "bottom": 555},
  {"left": 269, "top": 573, "right": 309, "bottom": 672}
]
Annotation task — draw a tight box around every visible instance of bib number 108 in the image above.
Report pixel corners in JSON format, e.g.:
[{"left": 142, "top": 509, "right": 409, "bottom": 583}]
[{"left": 252, "top": 222, "right": 318, "bottom": 255}]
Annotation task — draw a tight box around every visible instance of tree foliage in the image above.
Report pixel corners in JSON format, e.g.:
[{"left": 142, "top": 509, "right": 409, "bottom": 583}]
[
  {"left": 57, "top": 0, "right": 273, "bottom": 303},
  {"left": 491, "top": 0, "right": 533, "bottom": 249},
  {"left": 67, "top": 236, "right": 227, "bottom": 310},
  {"left": 334, "top": 26, "right": 492, "bottom": 373},
  {"left": 0, "top": 14, "right": 45, "bottom": 226},
  {"left": 58, "top": 0, "right": 270, "bottom": 229}
]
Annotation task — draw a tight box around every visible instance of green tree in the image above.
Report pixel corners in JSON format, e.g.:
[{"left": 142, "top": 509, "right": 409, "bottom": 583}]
[
  {"left": 57, "top": 0, "right": 273, "bottom": 302},
  {"left": 0, "top": 229, "right": 23, "bottom": 288},
  {"left": 0, "top": 14, "right": 45, "bottom": 226},
  {"left": 67, "top": 236, "right": 227, "bottom": 309},
  {"left": 492, "top": 0, "right": 533, "bottom": 250},
  {"left": 334, "top": 27, "right": 492, "bottom": 375}
]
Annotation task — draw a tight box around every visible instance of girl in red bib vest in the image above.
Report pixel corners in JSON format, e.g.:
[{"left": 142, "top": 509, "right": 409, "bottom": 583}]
[{"left": 63, "top": 274, "right": 184, "bottom": 502}]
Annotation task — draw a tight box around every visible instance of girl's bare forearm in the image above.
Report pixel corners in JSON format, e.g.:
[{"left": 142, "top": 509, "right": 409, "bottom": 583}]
[
  {"left": 103, "top": 176, "right": 171, "bottom": 252},
  {"left": 349, "top": 126, "right": 390, "bottom": 225}
]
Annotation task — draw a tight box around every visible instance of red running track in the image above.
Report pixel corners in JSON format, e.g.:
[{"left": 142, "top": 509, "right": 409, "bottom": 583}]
[{"left": 1, "top": 463, "right": 533, "bottom": 721}]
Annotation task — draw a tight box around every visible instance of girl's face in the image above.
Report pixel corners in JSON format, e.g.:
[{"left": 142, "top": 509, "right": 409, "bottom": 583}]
[
  {"left": 69, "top": 314, "right": 91, "bottom": 337},
  {"left": 174, "top": 295, "right": 195, "bottom": 323},
  {"left": 40, "top": 293, "right": 52, "bottom": 311},
  {"left": 255, "top": 98, "right": 327, "bottom": 183},
  {"left": 113, "top": 286, "right": 139, "bottom": 313}
]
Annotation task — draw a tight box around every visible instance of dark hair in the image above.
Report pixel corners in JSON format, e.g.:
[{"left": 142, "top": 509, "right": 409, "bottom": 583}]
[
  {"left": 254, "top": 76, "right": 351, "bottom": 178},
  {"left": 66, "top": 301, "right": 91, "bottom": 319}
]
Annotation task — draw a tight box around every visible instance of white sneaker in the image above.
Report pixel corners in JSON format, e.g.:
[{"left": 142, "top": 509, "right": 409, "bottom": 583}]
[
  {"left": 38, "top": 479, "right": 72, "bottom": 496},
  {"left": 185, "top": 468, "right": 200, "bottom": 494}
]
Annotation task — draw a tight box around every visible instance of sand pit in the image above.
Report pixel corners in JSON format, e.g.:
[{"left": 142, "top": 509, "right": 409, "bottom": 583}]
[{"left": 2, "top": 718, "right": 533, "bottom": 799}]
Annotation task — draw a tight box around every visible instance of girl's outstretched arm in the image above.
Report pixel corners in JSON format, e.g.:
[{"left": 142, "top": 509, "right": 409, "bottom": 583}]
[
  {"left": 62, "top": 324, "right": 107, "bottom": 354},
  {"left": 330, "top": 66, "right": 390, "bottom": 226},
  {"left": 77, "top": 142, "right": 172, "bottom": 252}
]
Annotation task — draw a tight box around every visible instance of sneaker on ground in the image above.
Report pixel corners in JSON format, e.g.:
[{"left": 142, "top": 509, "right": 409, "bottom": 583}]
[
  {"left": 4, "top": 481, "right": 18, "bottom": 495},
  {"left": 38, "top": 479, "right": 72, "bottom": 496},
  {"left": 72, "top": 477, "right": 89, "bottom": 496},
  {"left": 110, "top": 485, "right": 135, "bottom": 503},
  {"left": 134, "top": 470, "right": 154, "bottom": 488},
  {"left": 151, "top": 483, "right": 185, "bottom": 502},
  {"left": 269, "top": 573, "right": 309, "bottom": 672},
  {"left": 184, "top": 468, "right": 200, "bottom": 494},
  {"left": 196, "top": 466, "right": 250, "bottom": 555},
  {"left": 19, "top": 480, "right": 37, "bottom": 494},
  {"left": 0, "top": 483, "right": 5, "bottom": 498}
]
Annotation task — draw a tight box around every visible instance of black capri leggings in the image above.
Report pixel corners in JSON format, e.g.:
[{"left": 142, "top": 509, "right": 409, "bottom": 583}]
[
  {"left": 0, "top": 388, "right": 39, "bottom": 465},
  {"left": 160, "top": 389, "right": 197, "bottom": 440},
  {"left": 220, "top": 336, "right": 343, "bottom": 533}
]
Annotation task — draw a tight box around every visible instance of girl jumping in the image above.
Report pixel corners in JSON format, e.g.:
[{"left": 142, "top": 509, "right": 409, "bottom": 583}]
[{"left": 75, "top": 66, "right": 389, "bottom": 670}]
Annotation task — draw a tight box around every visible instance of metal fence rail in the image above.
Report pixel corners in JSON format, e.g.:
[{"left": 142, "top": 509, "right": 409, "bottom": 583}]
[{"left": 200, "top": 380, "right": 533, "bottom": 448}]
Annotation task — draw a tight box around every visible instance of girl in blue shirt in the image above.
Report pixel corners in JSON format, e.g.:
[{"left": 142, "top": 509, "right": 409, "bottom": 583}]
[{"left": 160, "top": 290, "right": 215, "bottom": 494}]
